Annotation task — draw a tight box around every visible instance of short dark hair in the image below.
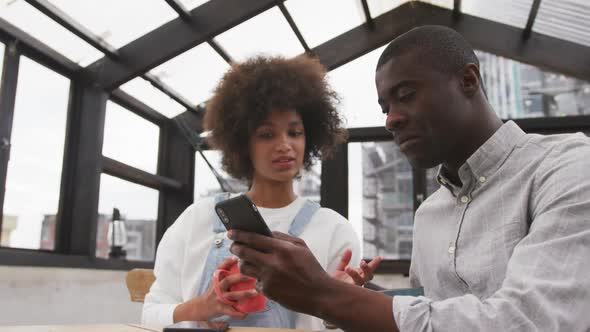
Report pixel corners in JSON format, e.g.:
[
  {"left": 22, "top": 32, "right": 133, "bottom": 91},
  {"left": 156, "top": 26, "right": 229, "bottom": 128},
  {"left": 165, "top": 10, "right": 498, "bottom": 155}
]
[
  {"left": 376, "top": 25, "right": 480, "bottom": 76},
  {"left": 204, "top": 55, "right": 347, "bottom": 181}
]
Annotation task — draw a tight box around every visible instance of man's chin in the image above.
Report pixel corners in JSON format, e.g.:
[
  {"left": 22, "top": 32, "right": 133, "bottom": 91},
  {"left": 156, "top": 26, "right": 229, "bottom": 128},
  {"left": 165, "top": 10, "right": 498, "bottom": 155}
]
[{"left": 407, "top": 155, "right": 440, "bottom": 170}]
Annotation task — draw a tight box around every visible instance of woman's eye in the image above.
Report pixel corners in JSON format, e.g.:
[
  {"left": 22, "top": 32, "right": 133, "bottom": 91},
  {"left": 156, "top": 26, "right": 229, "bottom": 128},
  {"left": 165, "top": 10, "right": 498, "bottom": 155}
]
[
  {"left": 290, "top": 131, "right": 304, "bottom": 137},
  {"left": 258, "top": 132, "right": 273, "bottom": 138}
]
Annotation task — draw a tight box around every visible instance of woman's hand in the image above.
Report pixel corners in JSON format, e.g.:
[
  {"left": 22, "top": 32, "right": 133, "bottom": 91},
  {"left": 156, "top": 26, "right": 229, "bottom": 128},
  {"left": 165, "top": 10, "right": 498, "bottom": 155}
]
[
  {"left": 330, "top": 249, "right": 383, "bottom": 286},
  {"left": 173, "top": 257, "right": 259, "bottom": 322}
]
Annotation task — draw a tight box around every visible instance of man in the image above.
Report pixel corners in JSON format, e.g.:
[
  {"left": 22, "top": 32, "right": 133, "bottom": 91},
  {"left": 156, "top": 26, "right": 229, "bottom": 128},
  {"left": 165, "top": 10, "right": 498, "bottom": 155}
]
[{"left": 229, "top": 25, "right": 590, "bottom": 331}]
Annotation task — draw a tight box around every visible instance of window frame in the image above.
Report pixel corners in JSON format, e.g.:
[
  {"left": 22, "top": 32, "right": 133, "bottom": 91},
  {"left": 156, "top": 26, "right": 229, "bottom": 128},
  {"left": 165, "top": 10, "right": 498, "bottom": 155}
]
[
  {"left": 343, "top": 115, "right": 590, "bottom": 275},
  {"left": 0, "top": 30, "right": 193, "bottom": 270}
]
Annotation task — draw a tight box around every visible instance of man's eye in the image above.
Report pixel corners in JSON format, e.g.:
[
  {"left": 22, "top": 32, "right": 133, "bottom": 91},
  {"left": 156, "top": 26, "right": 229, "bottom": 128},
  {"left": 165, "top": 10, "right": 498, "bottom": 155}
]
[{"left": 398, "top": 91, "right": 416, "bottom": 102}]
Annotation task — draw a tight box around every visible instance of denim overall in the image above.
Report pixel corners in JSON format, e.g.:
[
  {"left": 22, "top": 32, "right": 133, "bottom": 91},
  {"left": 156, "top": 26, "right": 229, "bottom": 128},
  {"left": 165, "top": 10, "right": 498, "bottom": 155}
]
[{"left": 196, "top": 193, "right": 320, "bottom": 328}]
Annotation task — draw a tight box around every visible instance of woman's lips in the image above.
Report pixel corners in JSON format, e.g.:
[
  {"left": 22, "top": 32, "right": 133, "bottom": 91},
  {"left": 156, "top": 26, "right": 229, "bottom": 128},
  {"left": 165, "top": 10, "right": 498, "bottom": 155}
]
[{"left": 272, "top": 158, "right": 295, "bottom": 169}]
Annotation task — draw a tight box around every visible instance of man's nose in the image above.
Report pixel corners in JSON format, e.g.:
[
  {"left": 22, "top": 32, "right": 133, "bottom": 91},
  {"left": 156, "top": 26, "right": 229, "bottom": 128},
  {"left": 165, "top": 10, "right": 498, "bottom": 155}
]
[{"left": 385, "top": 109, "right": 408, "bottom": 133}]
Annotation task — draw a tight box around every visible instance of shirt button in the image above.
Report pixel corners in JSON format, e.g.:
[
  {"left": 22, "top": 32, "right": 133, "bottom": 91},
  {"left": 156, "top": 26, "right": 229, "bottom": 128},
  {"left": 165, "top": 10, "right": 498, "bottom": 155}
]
[
  {"left": 460, "top": 195, "right": 470, "bottom": 203},
  {"left": 214, "top": 238, "right": 224, "bottom": 247},
  {"left": 479, "top": 176, "right": 487, "bottom": 183},
  {"left": 448, "top": 246, "right": 455, "bottom": 254}
]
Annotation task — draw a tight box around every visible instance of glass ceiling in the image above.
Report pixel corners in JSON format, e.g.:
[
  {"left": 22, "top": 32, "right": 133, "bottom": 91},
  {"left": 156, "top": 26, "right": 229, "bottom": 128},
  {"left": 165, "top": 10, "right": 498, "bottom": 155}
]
[
  {"left": 150, "top": 43, "right": 230, "bottom": 107},
  {"left": 46, "top": 0, "right": 178, "bottom": 49},
  {"left": 535, "top": 0, "right": 590, "bottom": 47},
  {"left": 214, "top": 7, "right": 304, "bottom": 61},
  {"left": 2, "top": 0, "right": 589, "bottom": 119},
  {"left": 284, "top": 0, "right": 364, "bottom": 48},
  {"left": 0, "top": 0, "right": 104, "bottom": 65},
  {"left": 329, "top": 46, "right": 387, "bottom": 128},
  {"left": 462, "top": 0, "right": 533, "bottom": 29},
  {"left": 119, "top": 77, "right": 186, "bottom": 118},
  {"left": 178, "top": 0, "right": 211, "bottom": 11},
  {"left": 368, "top": 0, "right": 451, "bottom": 18}
]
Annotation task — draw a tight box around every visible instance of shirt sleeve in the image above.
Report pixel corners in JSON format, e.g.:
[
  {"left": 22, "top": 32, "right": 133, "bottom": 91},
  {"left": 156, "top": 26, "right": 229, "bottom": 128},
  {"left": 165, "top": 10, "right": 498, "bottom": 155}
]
[
  {"left": 393, "top": 139, "right": 590, "bottom": 332},
  {"left": 326, "top": 216, "right": 362, "bottom": 274},
  {"left": 141, "top": 205, "right": 193, "bottom": 326}
]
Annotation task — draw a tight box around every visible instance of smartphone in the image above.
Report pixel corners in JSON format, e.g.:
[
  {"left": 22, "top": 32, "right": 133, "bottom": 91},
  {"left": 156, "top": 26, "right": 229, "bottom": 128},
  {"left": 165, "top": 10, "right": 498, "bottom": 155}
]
[
  {"left": 163, "top": 321, "right": 228, "bottom": 332},
  {"left": 214, "top": 194, "right": 273, "bottom": 237}
]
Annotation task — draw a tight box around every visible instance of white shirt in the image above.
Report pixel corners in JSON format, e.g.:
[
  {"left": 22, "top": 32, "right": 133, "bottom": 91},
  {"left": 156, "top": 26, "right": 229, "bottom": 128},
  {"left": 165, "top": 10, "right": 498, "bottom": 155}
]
[{"left": 143, "top": 195, "right": 361, "bottom": 331}]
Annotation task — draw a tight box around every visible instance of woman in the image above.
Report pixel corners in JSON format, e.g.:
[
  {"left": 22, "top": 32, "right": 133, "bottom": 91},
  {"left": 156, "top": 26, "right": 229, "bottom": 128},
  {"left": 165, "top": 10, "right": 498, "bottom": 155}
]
[{"left": 142, "top": 55, "right": 379, "bottom": 330}]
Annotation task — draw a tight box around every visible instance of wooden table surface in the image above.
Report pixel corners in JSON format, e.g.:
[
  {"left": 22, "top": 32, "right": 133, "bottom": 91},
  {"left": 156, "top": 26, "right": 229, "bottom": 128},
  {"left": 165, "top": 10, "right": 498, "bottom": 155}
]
[{"left": 0, "top": 324, "right": 315, "bottom": 332}]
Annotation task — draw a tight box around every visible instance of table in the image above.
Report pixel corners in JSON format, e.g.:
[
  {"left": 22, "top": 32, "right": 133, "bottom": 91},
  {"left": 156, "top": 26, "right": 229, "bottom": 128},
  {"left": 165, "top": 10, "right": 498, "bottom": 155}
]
[{"left": 0, "top": 324, "right": 315, "bottom": 332}]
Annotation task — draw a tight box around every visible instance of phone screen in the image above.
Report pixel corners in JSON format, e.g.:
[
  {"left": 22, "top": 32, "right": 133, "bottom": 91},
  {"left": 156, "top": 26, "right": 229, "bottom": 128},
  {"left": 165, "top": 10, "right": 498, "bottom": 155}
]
[{"left": 163, "top": 321, "right": 228, "bottom": 332}]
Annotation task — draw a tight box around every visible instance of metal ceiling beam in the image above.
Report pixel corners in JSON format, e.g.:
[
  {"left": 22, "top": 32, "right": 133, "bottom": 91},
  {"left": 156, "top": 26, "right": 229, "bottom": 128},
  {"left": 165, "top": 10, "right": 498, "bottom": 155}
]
[
  {"left": 165, "top": 0, "right": 192, "bottom": 21},
  {"left": 23, "top": 0, "right": 119, "bottom": 59},
  {"left": 207, "top": 39, "right": 233, "bottom": 64},
  {"left": 162, "top": 0, "right": 233, "bottom": 64},
  {"left": 0, "top": 17, "right": 80, "bottom": 78},
  {"left": 523, "top": 0, "right": 542, "bottom": 40},
  {"left": 85, "top": 0, "right": 281, "bottom": 90},
  {"left": 312, "top": 1, "right": 590, "bottom": 82},
  {"left": 110, "top": 89, "right": 169, "bottom": 126},
  {"left": 27, "top": 0, "right": 200, "bottom": 111},
  {"left": 278, "top": 3, "right": 310, "bottom": 53},
  {"left": 142, "top": 72, "right": 196, "bottom": 112},
  {"left": 360, "top": 0, "right": 375, "bottom": 29}
]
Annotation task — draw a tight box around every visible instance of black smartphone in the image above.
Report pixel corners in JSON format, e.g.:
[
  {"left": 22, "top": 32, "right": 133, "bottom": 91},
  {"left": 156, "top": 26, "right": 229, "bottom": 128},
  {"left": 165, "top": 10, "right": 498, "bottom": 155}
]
[
  {"left": 163, "top": 321, "right": 228, "bottom": 332},
  {"left": 214, "top": 194, "right": 273, "bottom": 237}
]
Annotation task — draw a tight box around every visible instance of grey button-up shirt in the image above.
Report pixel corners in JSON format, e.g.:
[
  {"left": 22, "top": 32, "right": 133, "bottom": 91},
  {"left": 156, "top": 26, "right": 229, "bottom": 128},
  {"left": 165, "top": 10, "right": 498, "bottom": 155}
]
[{"left": 392, "top": 121, "right": 590, "bottom": 331}]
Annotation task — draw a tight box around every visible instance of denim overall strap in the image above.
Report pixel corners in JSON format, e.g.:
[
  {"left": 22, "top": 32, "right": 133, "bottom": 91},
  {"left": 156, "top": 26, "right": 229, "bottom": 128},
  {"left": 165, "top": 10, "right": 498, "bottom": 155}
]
[
  {"left": 288, "top": 200, "right": 320, "bottom": 237},
  {"left": 195, "top": 193, "right": 312, "bottom": 328},
  {"left": 196, "top": 193, "right": 232, "bottom": 296}
]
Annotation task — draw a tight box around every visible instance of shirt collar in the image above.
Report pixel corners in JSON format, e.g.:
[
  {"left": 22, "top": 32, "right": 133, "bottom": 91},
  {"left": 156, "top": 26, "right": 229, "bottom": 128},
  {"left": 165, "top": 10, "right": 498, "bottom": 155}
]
[{"left": 437, "top": 121, "right": 526, "bottom": 196}]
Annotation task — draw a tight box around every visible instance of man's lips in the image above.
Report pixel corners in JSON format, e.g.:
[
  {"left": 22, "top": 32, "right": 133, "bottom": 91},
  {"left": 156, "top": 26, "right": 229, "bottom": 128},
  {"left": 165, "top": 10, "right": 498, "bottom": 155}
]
[{"left": 396, "top": 135, "right": 421, "bottom": 146}]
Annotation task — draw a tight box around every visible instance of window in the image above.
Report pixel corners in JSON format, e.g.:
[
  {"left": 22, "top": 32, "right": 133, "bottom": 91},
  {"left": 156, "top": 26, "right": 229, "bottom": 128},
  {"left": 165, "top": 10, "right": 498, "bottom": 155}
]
[
  {"left": 294, "top": 163, "right": 322, "bottom": 204},
  {"left": 102, "top": 101, "right": 160, "bottom": 174},
  {"left": 477, "top": 50, "right": 590, "bottom": 119},
  {"left": 97, "top": 174, "right": 158, "bottom": 261},
  {"left": 2, "top": 57, "right": 70, "bottom": 250},
  {"left": 349, "top": 141, "right": 414, "bottom": 260},
  {"left": 194, "top": 150, "right": 322, "bottom": 204},
  {"left": 194, "top": 150, "right": 247, "bottom": 201}
]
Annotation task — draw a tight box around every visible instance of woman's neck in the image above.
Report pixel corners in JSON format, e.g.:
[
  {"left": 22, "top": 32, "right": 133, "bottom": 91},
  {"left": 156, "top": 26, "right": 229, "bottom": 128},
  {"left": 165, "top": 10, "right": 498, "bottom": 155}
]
[{"left": 247, "top": 180, "right": 297, "bottom": 208}]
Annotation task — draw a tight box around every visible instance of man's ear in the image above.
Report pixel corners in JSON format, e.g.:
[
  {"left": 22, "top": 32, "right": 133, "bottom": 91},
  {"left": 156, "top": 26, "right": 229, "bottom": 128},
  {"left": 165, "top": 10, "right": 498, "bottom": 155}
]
[{"left": 460, "top": 63, "right": 481, "bottom": 97}]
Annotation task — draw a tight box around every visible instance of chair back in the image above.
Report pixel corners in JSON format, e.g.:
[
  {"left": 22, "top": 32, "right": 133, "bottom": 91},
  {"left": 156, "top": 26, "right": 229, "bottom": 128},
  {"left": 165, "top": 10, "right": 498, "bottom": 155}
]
[{"left": 126, "top": 268, "right": 156, "bottom": 302}]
